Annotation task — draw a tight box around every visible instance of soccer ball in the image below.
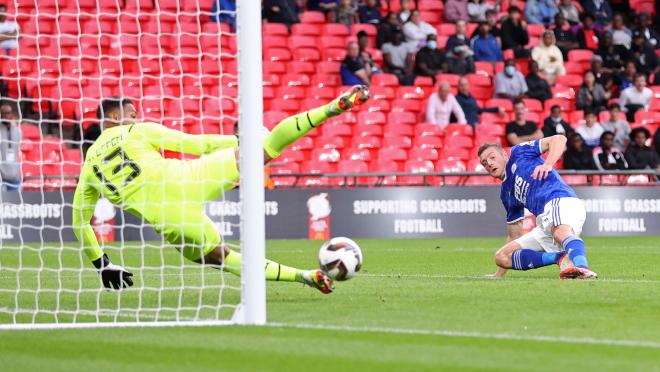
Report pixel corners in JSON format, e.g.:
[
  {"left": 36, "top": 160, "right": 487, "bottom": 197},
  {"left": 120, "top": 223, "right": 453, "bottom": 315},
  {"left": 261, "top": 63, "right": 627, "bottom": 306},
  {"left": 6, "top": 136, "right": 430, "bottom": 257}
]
[{"left": 318, "top": 237, "right": 363, "bottom": 281}]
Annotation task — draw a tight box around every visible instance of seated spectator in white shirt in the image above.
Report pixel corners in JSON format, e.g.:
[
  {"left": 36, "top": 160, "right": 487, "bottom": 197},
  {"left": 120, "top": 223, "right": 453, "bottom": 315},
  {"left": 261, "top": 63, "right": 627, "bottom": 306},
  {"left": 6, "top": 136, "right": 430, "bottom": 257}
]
[
  {"left": 576, "top": 109, "right": 604, "bottom": 147},
  {"left": 593, "top": 131, "right": 628, "bottom": 170},
  {"left": 600, "top": 103, "right": 630, "bottom": 150},
  {"left": 619, "top": 73, "right": 653, "bottom": 122},
  {"left": 425, "top": 81, "right": 467, "bottom": 128},
  {"left": 0, "top": 4, "right": 19, "bottom": 53},
  {"left": 402, "top": 10, "right": 437, "bottom": 49}
]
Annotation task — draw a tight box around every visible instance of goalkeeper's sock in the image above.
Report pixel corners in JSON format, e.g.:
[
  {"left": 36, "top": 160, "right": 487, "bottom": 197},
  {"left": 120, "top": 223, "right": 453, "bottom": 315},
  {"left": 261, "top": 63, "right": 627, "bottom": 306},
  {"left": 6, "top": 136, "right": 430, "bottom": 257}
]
[
  {"left": 562, "top": 236, "right": 589, "bottom": 268},
  {"left": 223, "top": 250, "right": 305, "bottom": 283},
  {"left": 511, "top": 249, "right": 562, "bottom": 270},
  {"left": 263, "top": 105, "right": 330, "bottom": 159}
]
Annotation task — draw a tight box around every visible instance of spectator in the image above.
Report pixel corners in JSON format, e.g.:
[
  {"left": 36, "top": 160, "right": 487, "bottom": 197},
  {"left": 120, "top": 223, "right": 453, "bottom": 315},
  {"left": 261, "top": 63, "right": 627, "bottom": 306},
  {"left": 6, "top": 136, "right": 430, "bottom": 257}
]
[
  {"left": 495, "top": 59, "right": 528, "bottom": 100},
  {"left": 444, "top": 0, "right": 470, "bottom": 23},
  {"left": 467, "top": 0, "right": 497, "bottom": 23},
  {"left": 0, "top": 4, "right": 19, "bottom": 54},
  {"left": 618, "top": 60, "right": 637, "bottom": 91},
  {"left": 542, "top": 104, "right": 574, "bottom": 137},
  {"left": 381, "top": 29, "right": 415, "bottom": 85},
  {"left": 340, "top": 41, "right": 370, "bottom": 86},
  {"left": 564, "top": 133, "right": 597, "bottom": 170},
  {"left": 525, "top": 60, "right": 553, "bottom": 102},
  {"left": 576, "top": 109, "right": 604, "bottom": 147},
  {"left": 357, "top": 31, "right": 380, "bottom": 75},
  {"left": 531, "top": 30, "right": 566, "bottom": 85},
  {"left": 577, "top": 13, "right": 600, "bottom": 51},
  {"left": 601, "top": 103, "right": 630, "bottom": 150},
  {"left": 263, "top": 0, "right": 300, "bottom": 27},
  {"left": 525, "top": 0, "right": 559, "bottom": 27},
  {"left": 619, "top": 73, "right": 652, "bottom": 122},
  {"left": 470, "top": 22, "right": 503, "bottom": 62},
  {"left": 593, "top": 131, "right": 628, "bottom": 170},
  {"left": 210, "top": 0, "right": 236, "bottom": 31},
  {"left": 597, "top": 32, "right": 628, "bottom": 74},
  {"left": 425, "top": 81, "right": 467, "bottom": 128},
  {"left": 583, "top": 0, "right": 612, "bottom": 28},
  {"left": 397, "top": 0, "right": 414, "bottom": 23},
  {"left": 610, "top": 13, "right": 632, "bottom": 49},
  {"left": 500, "top": 6, "right": 530, "bottom": 58},
  {"left": 590, "top": 55, "right": 611, "bottom": 86},
  {"left": 318, "top": 0, "right": 339, "bottom": 17},
  {"left": 455, "top": 77, "right": 504, "bottom": 126},
  {"left": 446, "top": 43, "right": 476, "bottom": 75},
  {"left": 446, "top": 20, "right": 470, "bottom": 55},
  {"left": 634, "top": 13, "right": 660, "bottom": 49},
  {"left": 625, "top": 127, "right": 660, "bottom": 169},
  {"left": 415, "top": 34, "right": 445, "bottom": 81},
  {"left": 576, "top": 71, "right": 610, "bottom": 112},
  {"left": 505, "top": 99, "right": 542, "bottom": 145},
  {"left": 402, "top": 10, "right": 437, "bottom": 49},
  {"left": 629, "top": 29, "right": 659, "bottom": 77},
  {"left": 376, "top": 12, "right": 400, "bottom": 48},
  {"left": 358, "top": 0, "right": 381, "bottom": 24},
  {"left": 333, "top": 0, "right": 359, "bottom": 28},
  {"left": 471, "top": 9, "right": 501, "bottom": 41},
  {"left": 552, "top": 12, "right": 579, "bottom": 58},
  {"left": 558, "top": 0, "right": 580, "bottom": 25},
  {"left": 0, "top": 100, "right": 21, "bottom": 190}
]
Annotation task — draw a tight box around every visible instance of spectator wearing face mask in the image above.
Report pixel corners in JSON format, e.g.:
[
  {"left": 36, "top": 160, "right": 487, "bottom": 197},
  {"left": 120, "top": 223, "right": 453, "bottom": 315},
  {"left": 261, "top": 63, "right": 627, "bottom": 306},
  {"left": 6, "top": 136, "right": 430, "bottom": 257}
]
[
  {"left": 494, "top": 59, "right": 528, "bottom": 100},
  {"left": 415, "top": 34, "right": 446, "bottom": 81},
  {"left": 593, "top": 131, "right": 628, "bottom": 170},
  {"left": 542, "top": 105, "right": 574, "bottom": 137}
]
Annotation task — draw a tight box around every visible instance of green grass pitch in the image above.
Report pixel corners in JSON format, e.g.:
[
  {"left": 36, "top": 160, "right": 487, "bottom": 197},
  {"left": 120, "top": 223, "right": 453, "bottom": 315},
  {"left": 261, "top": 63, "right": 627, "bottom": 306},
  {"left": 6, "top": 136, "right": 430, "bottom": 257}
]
[{"left": 2, "top": 236, "right": 660, "bottom": 371}]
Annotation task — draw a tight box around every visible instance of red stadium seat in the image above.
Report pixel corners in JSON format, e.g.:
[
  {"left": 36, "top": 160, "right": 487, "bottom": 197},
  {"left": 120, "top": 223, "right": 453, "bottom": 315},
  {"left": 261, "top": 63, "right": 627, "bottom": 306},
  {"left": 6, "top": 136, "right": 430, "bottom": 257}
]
[
  {"left": 262, "top": 23, "right": 289, "bottom": 36},
  {"left": 361, "top": 99, "right": 391, "bottom": 112},
  {"left": 391, "top": 100, "right": 421, "bottom": 112},
  {"left": 311, "top": 148, "right": 341, "bottom": 162},
  {"left": 291, "top": 24, "right": 321, "bottom": 36},
  {"left": 486, "top": 98, "right": 513, "bottom": 112},
  {"left": 401, "top": 159, "right": 435, "bottom": 185},
  {"left": 409, "top": 147, "right": 439, "bottom": 160},
  {"left": 396, "top": 86, "right": 428, "bottom": 100},
  {"left": 523, "top": 98, "right": 543, "bottom": 112},
  {"left": 415, "top": 123, "right": 444, "bottom": 137},
  {"left": 377, "top": 147, "right": 408, "bottom": 162},
  {"left": 372, "top": 73, "right": 399, "bottom": 86},
  {"left": 436, "top": 73, "right": 460, "bottom": 86},
  {"left": 384, "top": 121, "right": 414, "bottom": 135},
  {"left": 322, "top": 123, "right": 352, "bottom": 138},
  {"left": 264, "top": 47, "right": 292, "bottom": 62},
  {"left": 544, "top": 98, "right": 572, "bottom": 112},
  {"left": 413, "top": 135, "right": 443, "bottom": 149},
  {"left": 308, "top": 86, "right": 337, "bottom": 100},
  {"left": 441, "top": 147, "right": 471, "bottom": 160},
  {"left": 413, "top": 76, "right": 434, "bottom": 87},
  {"left": 434, "top": 158, "right": 467, "bottom": 185},
  {"left": 300, "top": 11, "right": 325, "bottom": 23},
  {"left": 300, "top": 161, "right": 334, "bottom": 186},
  {"left": 353, "top": 124, "right": 383, "bottom": 137},
  {"left": 321, "top": 24, "right": 350, "bottom": 36},
  {"left": 444, "top": 124, "right": 473, "bottom": 137},
  {"left": 336, "top": 160, "right": 369, "bottom": 186},
  {"left": 383, "top": 133, "right": 412, "bottom": 148},
  {"left": 321, "top": 48, "right": 346, "bottom": 62},
  {"left": 319, "top": 36, "right": 346, "bottom": 50},
  {"left": 568, "top": 49, "right": 594, "bottom": 62},
  {"left": 358, "top": 111, "right": 386, "bottom": 125},
  {"left": 353, "top": 135, "right": 382, "bottom": 149},
  {"left": 271, "top": 162, "right": 301, "bottom": 188},
  {"left": 342, "top": 147, "right": 372, "bottom": 161}
]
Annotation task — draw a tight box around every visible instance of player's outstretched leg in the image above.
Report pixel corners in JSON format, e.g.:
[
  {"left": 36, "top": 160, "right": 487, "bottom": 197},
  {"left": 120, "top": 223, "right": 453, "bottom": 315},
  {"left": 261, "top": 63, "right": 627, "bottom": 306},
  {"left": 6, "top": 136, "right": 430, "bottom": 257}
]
[
  {"left": 263, "top": 85, "right": 370, "bottom": 161},
  {"left": 560, "top": 236, "right": 598, "bottom": 279},
  {"left": 201, "top": 245, "right": 334, "bottom": 294}
]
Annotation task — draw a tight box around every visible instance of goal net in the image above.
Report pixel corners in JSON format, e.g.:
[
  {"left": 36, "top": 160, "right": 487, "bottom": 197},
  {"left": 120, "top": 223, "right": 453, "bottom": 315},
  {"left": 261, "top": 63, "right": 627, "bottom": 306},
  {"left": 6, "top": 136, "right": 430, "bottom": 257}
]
[{"left": 0, "top": 0, "right": 265, "bottom": 328}]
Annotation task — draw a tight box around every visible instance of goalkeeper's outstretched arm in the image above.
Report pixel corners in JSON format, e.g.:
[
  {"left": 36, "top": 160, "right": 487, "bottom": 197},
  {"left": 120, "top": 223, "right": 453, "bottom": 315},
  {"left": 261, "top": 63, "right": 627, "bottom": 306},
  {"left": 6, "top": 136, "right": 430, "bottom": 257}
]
[{"left": 72, "top": 175, "right": 133, "bottom": 290}]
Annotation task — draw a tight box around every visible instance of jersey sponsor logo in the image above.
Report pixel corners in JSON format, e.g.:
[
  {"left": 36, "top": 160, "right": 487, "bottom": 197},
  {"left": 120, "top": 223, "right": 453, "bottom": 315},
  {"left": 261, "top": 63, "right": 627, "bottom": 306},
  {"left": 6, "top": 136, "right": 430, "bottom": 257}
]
[{"left": 514, "top": 175, "right": 530, "bottom": 204}]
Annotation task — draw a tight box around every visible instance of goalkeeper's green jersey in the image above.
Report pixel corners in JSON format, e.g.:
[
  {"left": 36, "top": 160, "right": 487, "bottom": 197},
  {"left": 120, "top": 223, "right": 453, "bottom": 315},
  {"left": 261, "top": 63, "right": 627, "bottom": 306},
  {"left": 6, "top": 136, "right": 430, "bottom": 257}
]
[{"left": 72, "top": 122, "right": 238, "bottom": 262}]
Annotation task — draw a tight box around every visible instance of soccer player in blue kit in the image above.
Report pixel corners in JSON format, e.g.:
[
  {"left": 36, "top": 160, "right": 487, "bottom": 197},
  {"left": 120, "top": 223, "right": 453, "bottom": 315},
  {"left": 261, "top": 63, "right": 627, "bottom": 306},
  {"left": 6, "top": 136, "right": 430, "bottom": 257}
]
[{"left": 478, "top": 135, "right": 598, "bottom": 279}]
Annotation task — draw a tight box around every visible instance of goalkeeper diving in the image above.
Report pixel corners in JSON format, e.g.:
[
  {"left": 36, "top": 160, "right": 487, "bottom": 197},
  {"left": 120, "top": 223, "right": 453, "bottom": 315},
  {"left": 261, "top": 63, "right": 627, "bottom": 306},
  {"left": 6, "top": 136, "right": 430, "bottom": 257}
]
[{"left": 72, "top": 85, "right": 371, "bottom": 294}]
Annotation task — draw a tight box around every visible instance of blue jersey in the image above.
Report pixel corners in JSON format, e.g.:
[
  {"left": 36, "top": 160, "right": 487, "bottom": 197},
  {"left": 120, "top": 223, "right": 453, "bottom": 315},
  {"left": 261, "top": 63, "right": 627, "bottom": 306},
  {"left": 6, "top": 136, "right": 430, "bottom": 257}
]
[{"left": 500, "top": 139, "right": 576, "bottom": 223}]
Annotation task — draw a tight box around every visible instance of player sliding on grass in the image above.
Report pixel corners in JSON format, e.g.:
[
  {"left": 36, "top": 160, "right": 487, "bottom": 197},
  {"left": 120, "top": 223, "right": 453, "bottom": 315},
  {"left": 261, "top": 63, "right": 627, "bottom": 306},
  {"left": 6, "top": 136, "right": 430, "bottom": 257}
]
[
  {"left": 72, "top": 86, "right": 371, "bottom": 292},
  {"left": 477, "top": 135, "right": 598, "bottom": 279}
]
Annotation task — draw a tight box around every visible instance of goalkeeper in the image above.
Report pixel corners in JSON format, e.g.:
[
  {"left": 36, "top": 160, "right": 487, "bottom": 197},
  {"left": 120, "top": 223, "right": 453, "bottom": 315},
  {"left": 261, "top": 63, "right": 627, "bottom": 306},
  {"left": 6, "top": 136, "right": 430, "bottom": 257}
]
[{"left": 73, "top": 86, "right": 370, "bottom": 294}]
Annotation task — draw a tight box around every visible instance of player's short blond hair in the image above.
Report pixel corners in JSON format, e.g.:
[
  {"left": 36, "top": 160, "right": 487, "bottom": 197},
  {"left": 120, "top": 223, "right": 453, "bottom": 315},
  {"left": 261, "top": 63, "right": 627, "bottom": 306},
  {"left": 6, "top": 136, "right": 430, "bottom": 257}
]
[{"left": 477, "top": 143, "right": 505, "bottom": 158}]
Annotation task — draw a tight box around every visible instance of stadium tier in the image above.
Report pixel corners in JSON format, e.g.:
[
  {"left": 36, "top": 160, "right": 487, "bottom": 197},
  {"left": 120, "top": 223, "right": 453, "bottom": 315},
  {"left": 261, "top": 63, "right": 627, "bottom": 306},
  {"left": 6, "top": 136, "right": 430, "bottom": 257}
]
[{"left": 0, "top": 0, "right": 659, "bottom": 190}]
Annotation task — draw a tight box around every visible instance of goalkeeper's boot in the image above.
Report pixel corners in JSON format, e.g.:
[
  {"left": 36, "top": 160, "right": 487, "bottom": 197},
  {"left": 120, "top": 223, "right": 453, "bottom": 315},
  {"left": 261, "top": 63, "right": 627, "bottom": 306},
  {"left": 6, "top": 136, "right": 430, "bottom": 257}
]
[
  {"left": 303, "top": 270, "right": 334, "bottom": 294},
  {"left": 327, "top": 85, "right": 370, "bottom": 116}
]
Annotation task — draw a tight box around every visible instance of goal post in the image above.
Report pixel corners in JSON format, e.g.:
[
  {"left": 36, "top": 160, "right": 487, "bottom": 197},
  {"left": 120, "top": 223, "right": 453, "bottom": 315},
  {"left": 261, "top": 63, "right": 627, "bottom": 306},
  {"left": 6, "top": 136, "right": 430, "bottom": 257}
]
[
  {"left": 236, "top": 0, "right": 266, "bottom": 325},
  {"left": 0, "top": 0, "right": 266, "bottom": 329}
]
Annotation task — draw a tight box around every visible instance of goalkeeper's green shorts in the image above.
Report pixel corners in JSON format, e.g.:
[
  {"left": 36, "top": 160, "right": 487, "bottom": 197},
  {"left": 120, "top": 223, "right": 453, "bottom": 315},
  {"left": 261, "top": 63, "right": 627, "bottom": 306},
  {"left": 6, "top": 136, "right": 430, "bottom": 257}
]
[{"left": 142, "top": 148, "right": 239, "bottom": 262}]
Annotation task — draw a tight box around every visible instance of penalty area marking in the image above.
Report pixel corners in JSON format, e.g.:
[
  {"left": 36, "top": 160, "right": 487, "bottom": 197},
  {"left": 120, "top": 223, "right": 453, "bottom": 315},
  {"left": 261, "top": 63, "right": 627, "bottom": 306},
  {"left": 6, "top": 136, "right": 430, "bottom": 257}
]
[{"left": 269, "top": 322, "right": 660, "bottom": 349}]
